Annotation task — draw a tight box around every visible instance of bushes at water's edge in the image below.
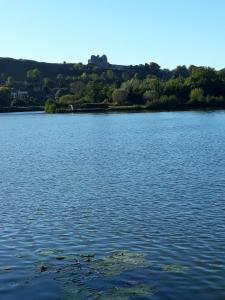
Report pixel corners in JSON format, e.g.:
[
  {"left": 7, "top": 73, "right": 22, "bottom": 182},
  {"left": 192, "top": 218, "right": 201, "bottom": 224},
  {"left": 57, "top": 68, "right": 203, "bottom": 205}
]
[
  {"left": 45, "top": 99, "right": 57, "bottom": 113},
  {"left": 146, "top": 95, "right": 182, "bottom": 110}
]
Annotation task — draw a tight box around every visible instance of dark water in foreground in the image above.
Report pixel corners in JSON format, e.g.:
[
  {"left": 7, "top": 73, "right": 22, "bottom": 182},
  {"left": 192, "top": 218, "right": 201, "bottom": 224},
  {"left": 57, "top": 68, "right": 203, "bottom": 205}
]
[{"left": 1, "top": 111, "right": 225, "bottom": 300}]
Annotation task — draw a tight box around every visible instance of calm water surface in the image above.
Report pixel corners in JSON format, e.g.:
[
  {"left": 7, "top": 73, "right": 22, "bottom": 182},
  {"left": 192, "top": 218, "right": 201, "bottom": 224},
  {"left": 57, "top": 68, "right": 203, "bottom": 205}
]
[{"left": 1, "top": 111, "right": 225, "bottom": 300}]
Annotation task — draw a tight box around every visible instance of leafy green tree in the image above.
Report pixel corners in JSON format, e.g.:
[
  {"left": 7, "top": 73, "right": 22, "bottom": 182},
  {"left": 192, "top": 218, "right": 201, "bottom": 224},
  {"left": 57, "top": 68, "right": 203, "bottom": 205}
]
[
  {"left": 142, "top": 78, "right": 162, "bottom": 96},
  {"left": 149, "top": 62, "right": 161, "bottom": 77},
  {"left": 121, "top": 72, "right": 130, "bottom": 81},
  {"left": 55, "top": 88, "right": 69, "bottom": 100},
  {"left": 6, "top": 76, "right": 15, "bottom": 87},
  {"left": 143, "top": 90, "right": 158, "bottom": 103},
  {"left": 43, "top": 77, "right": 54, "bottom": 89},
  {"left": 206, "top": 95, "right": 225, "bottom": 107},
  {"left": 163, "top": 78, "right": 189, "bottom": 102},
  {"left": 0, "top": 73, "right": 6, "bottom": 83},
  {"left": 185, "top": 67, "right": 222, "bottom": 96},
  {"left": 58, "top": 94, "right": 76, "bottom": 105},
  {"left": 56, "top": 74, "right": 65, "bottom": 88},
  {"left": 70, "top": 81, "right": 86, "bottom": 100},
  {"left": 80, "top": 72, "right": 88, "bottom": 82},
  {"left": 45, "top": 99, "right": 56, "bottom": 113},
  {"left": 173, "top": 66, "right": 189, "bottom": 78},
  {"left": 86, "top": 81, "right": 107, "bottom": 102},
  {"left": 0, "top": 87, "right": 11, "bottom": 107},
  {"left": 27, "top": 68, "right": 41, "bottom": 83},
  {"left": 189, "top": 88, "right": 205, "bottom": 104},
  {"left": 112, "top": 89, "right": 128, "bottom": 105},
  {"left": 74, "top": 63, "right": 84, "bottom": 72},
  {"left": 121, "top": 78, "right": 145, "bottom": 104},
  {"left": 65, "top": 76, "right": 74, "bottom": 83},
  {"left": 106, "top": 70, "right": 116, "bottom": 82}
]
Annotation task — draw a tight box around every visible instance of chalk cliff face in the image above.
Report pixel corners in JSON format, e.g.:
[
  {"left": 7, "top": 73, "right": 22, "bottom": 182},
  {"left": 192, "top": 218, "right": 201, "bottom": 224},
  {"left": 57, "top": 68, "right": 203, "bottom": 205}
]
[{"left": 88, "top": 55, "right": 128, "bottom": 71}]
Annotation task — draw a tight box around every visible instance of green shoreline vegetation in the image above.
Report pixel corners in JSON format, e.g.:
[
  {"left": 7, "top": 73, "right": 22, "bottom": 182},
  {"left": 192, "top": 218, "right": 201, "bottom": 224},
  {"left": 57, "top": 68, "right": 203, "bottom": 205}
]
[{"left": 1, "top": 55, "right": 225, "bottom": 113}]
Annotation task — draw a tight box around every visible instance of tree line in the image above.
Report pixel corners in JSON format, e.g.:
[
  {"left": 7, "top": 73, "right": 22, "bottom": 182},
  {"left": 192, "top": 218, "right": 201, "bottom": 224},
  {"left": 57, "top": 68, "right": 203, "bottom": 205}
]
[{"left": 1, "top": 60, "right": 225, "bottom": 112}]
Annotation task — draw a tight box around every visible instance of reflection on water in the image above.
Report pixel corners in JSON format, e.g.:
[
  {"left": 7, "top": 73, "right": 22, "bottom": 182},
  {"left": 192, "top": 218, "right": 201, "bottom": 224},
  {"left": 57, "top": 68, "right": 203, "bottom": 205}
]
[{"left": 1, "top": 111, "right": 225, "bottom": 300}]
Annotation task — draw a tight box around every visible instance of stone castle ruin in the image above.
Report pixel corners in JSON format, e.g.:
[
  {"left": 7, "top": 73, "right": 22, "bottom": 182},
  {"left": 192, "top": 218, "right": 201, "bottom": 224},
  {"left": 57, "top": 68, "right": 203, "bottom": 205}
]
[
  {"left": 88, "top": 55, "right": 109, "bottom": 68},
  {"left": 88, "top": 55, "right": 127, "bottom": 71}
]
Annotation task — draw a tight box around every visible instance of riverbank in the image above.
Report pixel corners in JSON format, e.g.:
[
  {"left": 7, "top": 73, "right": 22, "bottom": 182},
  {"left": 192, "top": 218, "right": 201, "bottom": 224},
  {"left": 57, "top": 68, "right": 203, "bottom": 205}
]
[
  {"left": 53, "top": 104, "right": 225, "bottom": 114},
  {"left": 2, "top": 104, "right": 225, "bottom": 114},
  {"left": 0, "top": 106, "right": 44, "bottom": 113}
]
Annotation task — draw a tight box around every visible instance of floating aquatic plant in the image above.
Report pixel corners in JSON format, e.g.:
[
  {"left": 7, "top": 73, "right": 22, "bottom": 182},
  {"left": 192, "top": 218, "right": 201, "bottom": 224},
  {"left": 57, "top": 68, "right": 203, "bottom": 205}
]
[
  {"left": 37, "top": 262, "right": 48, "bottom": 273},
  {"left": 37, "top": 249, "right": 62, "bottom": 257},
  {"left": 24, "top": 250, "right": 152, "bottom": 299},
  {"left": 61, "top": 282, "right": 155, "bottom": 300},
  {"left": 62, "top": 284, "right": 96, "bottom": 300},
  {"left": 16, "top": 253, "right": 28, "bottom": 259},
  {"left": 94, "top": 284, "right": 155, "bottom": 300},
  {"left": 0, "top": 266, "right": 13, "bottom": 272},
  {"left": 55, "top": 256, "right": 66, "bottom": 261},
  {"left": 81, "top": 253, "right": 95, "bottom": 262},
  {"left": 92, "top": 251, "right": 149, "bottom": 277},
  {"left": 163, "top": 264, "right": 189, "bottom": 273}
]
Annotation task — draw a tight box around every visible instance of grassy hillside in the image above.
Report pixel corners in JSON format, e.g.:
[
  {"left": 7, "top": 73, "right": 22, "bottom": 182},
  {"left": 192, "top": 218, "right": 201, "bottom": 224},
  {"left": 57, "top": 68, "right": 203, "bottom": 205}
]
[{"left": 0, "top": 57, "right": 73, "bottom": 80}]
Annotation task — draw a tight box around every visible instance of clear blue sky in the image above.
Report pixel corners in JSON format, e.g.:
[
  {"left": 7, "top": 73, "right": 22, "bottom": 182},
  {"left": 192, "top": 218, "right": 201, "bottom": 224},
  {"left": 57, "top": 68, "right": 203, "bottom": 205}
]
[{"left": 1, "top": 0, "right": 225, "bottom": 69}]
